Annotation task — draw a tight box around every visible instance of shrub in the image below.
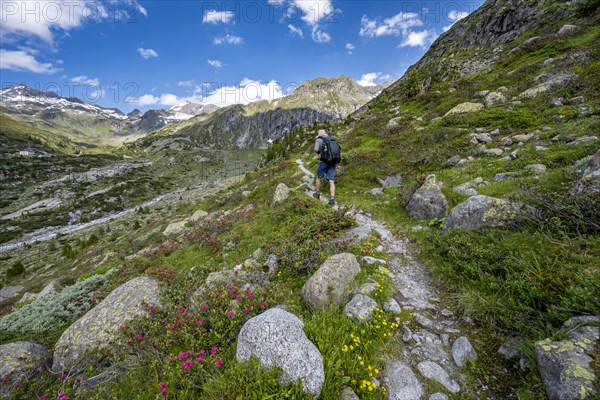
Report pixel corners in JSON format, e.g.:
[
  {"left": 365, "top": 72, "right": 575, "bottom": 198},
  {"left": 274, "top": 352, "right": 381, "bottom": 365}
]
[{"left": 5, "top": 261, "right": 25, "bottom": 278}]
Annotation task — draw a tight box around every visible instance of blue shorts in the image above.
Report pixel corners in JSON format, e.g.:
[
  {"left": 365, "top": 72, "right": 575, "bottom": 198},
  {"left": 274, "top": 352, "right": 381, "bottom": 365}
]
[{"left": 316, "top": 161, "right": 336, "bottom": 182}]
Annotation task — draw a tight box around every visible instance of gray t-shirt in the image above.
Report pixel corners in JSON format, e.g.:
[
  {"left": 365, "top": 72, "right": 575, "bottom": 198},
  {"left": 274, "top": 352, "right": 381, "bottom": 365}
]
[{"left": 314, "top": 137, "right": 324, "bottom": 153}]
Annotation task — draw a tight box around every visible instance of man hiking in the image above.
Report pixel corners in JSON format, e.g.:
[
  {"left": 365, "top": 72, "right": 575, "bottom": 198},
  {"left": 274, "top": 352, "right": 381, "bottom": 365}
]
[{"left": 313, "top": 129, "right": 341, "bottom": 206}]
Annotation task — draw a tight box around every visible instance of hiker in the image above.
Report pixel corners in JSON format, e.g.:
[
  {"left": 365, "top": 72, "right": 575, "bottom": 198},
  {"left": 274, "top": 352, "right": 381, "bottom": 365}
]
[{"left": 313, "top": 129, "right": 341, "bottom": 206}]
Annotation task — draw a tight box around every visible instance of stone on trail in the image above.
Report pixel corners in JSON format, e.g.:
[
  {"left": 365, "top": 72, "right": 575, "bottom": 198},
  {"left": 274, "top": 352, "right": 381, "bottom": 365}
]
[
  {"left": 301, "top": 253, "right": 361, "bottom": 311},
  {"left": 236, "top": 308, "right": 325, "bottom": 397},
  {"left": 52, "top": 276, "right": 162, "bottom": 372},
  {"left": 406, "top": 175, "right": 448, "bottom": 220},
  {"left": 451, "top": 336, "right": 477, "bottom": 367},
  {"left": 417, "top": 361, "right": 460, "bottom": 393},
  {"left": 383, "top": 361, "right": 424, "bottom": 400},
  {"left": 343, "top": 294, "right": 378, "bottom": 322}
]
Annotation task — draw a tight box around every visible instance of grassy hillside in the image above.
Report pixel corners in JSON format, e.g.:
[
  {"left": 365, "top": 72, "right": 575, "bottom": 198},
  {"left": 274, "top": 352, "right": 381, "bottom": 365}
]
[{"left": 0, "top": 114, "right": 80, "bottom": 154}]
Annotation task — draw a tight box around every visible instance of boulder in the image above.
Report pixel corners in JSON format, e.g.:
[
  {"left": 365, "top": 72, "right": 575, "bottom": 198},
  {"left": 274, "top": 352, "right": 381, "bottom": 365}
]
[
  {"left": 273, "top": 183, "right": 290, "bottom": 204},
  {"left": 417, "top": 361, "right": 460, "bottom": 393},
  {"left": 452, "top": 177, "right": 484, "bottom": 196},
  {"left": 343, "top": 294, "right": 378, "bottom": 322},
  {"left": 163, "top": 220, "right": 186, "bottom": 236},
  {"left": 377, "top": 175, "right": 402, "bottom": 188},
  {"left": 519, "top": 73, "right": 575, "bottom": 99},
  {"left": 352, "top": 283, "right": 379, "bottom": 296},
  {"left": 406, "top": 175, "right": 449, "bottom": 220},
  {"left": 383, "top": 361, "right": 424, "bottom": 400},
  {"left": 264, "top": 254, "right": 279, "bottom": 275},
  {"left": 498, "top": 337, "right": 520, "bottom": 360},
  {"left": 451, "top": 336, "right": 477, "bottom": 367},
  {"left": 383, "top": 298, "right": 402, "bottom": 314},
  {"left": 535, "top": 316, "right": 599, "bottom": 400},
  {"left": 572, "top": 150, "right": 600, "bottom": 195},
  {"left": 301, "top": 253, "right": 360, "bottom": 311},
  {"left": 494, "top": 172, "right": 520, "bottom": 181},
  {"left": 0, "top": 286, "right": 24, "bottom": 303},
  {"left": 429, "top": 393, "right": 449, "bottom": 400},
  {"left": 474, "top": 133, "right": 493, "bottom": 143},
  {"left": 444, "top": 102, "right": 484, "bottom": 117},
  {"left": 557, "top": 24, "right": 580, "bottom": 37},
  {"left": 193, "top": 270, "right": 270, "bottom": 304},
  {"left": 484, "top": 91, "right": 507, "bottom": 107},
  {"left": 567, "top": 136, "right": 598, "bottom": 146},
  {"left": 340, "top": 386, "right": 360, "bottom": 400},
  {"left": 0, "top": 341, "right": 50, "bottom": 392},
  {"left": 188, "top": 210, "right": 208, "bottom": 222},
  {"left": 53, "top": 276, "right": 162, "bottom": 371},
  {"left": 236, "top": 308, "right": 324, "bottom": 397},
  {"left": 443, "top": 195, "right": 533, "bottom": 233},
  {"left": 483, "top": 148, "right": 504, "bottom": 157},
  {"left": 387, "top": 117, "right": 403, "bottom": 129}
]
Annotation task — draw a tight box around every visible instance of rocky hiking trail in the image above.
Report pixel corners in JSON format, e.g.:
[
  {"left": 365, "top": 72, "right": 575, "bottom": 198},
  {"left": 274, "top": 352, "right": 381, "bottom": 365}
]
[{"left": 295, "top": 158, "right": 484, "bottom": 399}]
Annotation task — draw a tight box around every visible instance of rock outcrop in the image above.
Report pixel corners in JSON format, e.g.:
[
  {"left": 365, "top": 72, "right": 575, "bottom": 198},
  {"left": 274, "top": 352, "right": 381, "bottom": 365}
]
[
  {"left": 383, "top": 361, "right": 424, "bottom": 400},
  {"left": 53, "top": 276, "right": 162, "bottom": 371},
  {"left": 0, "top": 341, "right": 50, "bottom": 393},
  {"left": 236, "top": 308, "right": 325, "bottom": 396},
  {"left": 301, "top": 253, "right": 361, "bottom": 310}
]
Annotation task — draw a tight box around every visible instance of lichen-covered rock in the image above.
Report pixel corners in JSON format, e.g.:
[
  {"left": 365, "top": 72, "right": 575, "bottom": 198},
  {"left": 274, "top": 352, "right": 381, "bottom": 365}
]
[
  {"left": 52, "top": 276, "right": 162, "bottom": 372},
  {"left": 301, "top": 253, "right": 360, "bottom": 310},
  {"left": 340, "top": 386, "right": 360, "bottom": 400},
  {"left": 526, "top": 164, "right": 547, "bottom": 175},
  {"left": 192, "top": 269, "right": 270, "bottom": 306},
  {"left": 377, "top": 174, "right": 402, "bottom": 188},
  {"left": 188, "top": 209, "right": 208, "bottom": 222},
  {"left": 484, "top": 90, "right": 507, "bottom": 107},
  {"left": 483, "top": 148, "right": 504, "bottom": 157},
  {"left": 519, "top": 72, "right": 575, "bottom": 98},
  {"left": 567, "top": 137, "right": 598, "bottom": 146},
  {"left": 343, "top": 294, "right": 378, "bottom": 322},
  {"left": 163, "top": 220, "right": 187, "bottom": 236},
  {"left": 273, "top": 183, "right": 290, "bottom": 204},
  {"left": 236, "top": 308, "right": 324, "bottom": 396},
  {"left": 0, "top": 285, "right": 24, "bottom": 303},
  {"left": 406, "top": 175, "right": 448, "bottom": 220},
  {"left": 383, "top": 361, "right": 424, "bottom": 400},
  {"left": 572, "top": 150, "right": 600, "bottom": 195},
  {"left": 383, "top": 298, "right": 402, "bottom": 314},
  {"left": 535, "top": 316, "right": 599, "bottom": 400},
  {"left": 0, "top": 341, "right": 50, "bottom": 393},
  {"left": 451, "top": 336, "right": 477, "bottom": 367},
  {"left": 557, "top": 24, "right": 580, "bottom": 37},
  {"left": 443, "top": 195, "right": 533, "bottom": 233},
  {"left": 444, "top": 102, "right": 484, "bottom": 116}
]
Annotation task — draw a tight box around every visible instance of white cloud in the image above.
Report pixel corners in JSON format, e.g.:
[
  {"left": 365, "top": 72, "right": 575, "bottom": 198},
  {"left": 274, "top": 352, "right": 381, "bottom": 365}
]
[
  {"left": 359, "top": 12, "right": 423, "bottom": 38},
  {"left": 288, "top": 24, "right": 304, "bottom": 38},
  {"left": 311, "top": 26, "right": 331, "bottom": 43},
  {"left": 207, "top": 59, "right": 224, "bottom": 68},
  {"left": 71, "top": 75, "right": 99, "bottom": 85},
  {"left": 444, "top": 10, "right": 470, "bottom": 31},
  {"left": 0, "top": 49, "right": 59, "bottom": 73},
  {"left": 345, "top": 42, "right": 355, "bottom": 54},
  {"left": 202, "top": 10, "right": 235, "bottom": 24},
  {"left": 213, "top": 34, "right": 243, "bottom": 45},
  {"left": 292, "top": 0, "right": 334, "bottom": 26},
  {"left": 177, "top": 80, "right": 196, "bottom": 87},
  {"left": 400, "top": 30, "right": 437, "bottom": 48},
  {"left": 0, "top": 0, "right": 147, "bottom": 44},
  {"left": 138, "top": 48, "right": 158, "bottom": 59},
  {"left": 129, "top": 79, "right": 284, "bottom": 108},
  {"left": 357, "top": 72, "right": 390, "bottom": 87}
]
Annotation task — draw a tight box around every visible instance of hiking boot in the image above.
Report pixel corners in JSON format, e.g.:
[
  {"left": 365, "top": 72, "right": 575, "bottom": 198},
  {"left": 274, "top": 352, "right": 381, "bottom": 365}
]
[
  {"left": 313, "top": 192, "right": 321, "bottom": 199},
  {"left": 328, "top": 197, "right": 335, "bottom": 206}
]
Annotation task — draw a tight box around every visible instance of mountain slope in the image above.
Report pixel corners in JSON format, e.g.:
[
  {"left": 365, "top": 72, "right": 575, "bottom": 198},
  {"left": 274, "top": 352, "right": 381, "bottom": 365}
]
[
  {"left": 132, "top": 76, "right": 385, "bottom": 151},
  {"left": 0, "top": 85, "right": 217, "bottom": 148}
]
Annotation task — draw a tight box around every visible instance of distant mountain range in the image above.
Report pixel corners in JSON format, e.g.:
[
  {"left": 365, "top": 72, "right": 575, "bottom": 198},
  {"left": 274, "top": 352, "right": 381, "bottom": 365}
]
[
  {"left": 0, "top": 85, "right": 218, "bottom": 148},
  {"left": 132, "top": 75, "right": 391, "bottom": 151}
]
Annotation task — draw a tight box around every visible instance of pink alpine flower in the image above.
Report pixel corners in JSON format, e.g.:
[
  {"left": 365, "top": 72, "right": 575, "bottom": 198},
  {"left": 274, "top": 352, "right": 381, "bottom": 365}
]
[
  {"left": 261, "top": 301, "right": 267, "bottom": 308},
  {"left": 182, "top": 360, "right": 194, "bottom": 369},
  {"left": 215, "top": 358, "right": 223, "bottom": 368},
  {"left": 58, "top": 393, "right": 68, "bottom": 400},
  {"left": 227, "top": 311, "right": 234, "bottom": 318},
  {"left": 211, "top": 347, "right": 219, "bottom": 355}
]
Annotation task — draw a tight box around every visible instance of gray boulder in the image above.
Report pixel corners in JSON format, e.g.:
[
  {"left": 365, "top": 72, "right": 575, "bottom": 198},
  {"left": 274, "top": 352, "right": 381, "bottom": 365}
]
[
  {"left": 53, "top": 276, "right": 162, "bottom": 371},
  {"left": 484, "top": 91, "right": 507, "bottom": 107},
  {"left": 273, "top": 183, "right": 290, "bottom": 204},
  {"left": 443, "top": 195, "right": 533, "bottom": 233},
  {"left": 340, "top": 386, "right": 360, "bottom": 400},
  {"left": 188, "top": 209, "right": 208, "bottom": 222},
  {"left": 429, "top": 393, "right": 449, "bottom": 400},
  {"left": 163, "top": 220, "right": 187, "bottom": 236},
  {"left": 377, "top": 175, "right": 402, "bottom": 188},
  {"left": 0, "top": 341, "right": 50, "bottom": 392},
  {"left": 557, "top": 24, "right": 580, "bottom": 37},
  {"left": 344, "top": 294, "right": 378, "bottom": 322},
  {"left": 451, "top": 336, "right": 477, "bottom": 367},
  {"left": 444, "top": 102, "right": 484, "bottom": 116},
  {"left": 383, "top": 298, "right": 402, "bottom": 314},
  {"left": 301, "top": 253, "right": 360, "bottom": 311},
  {"left": 535, "top": 316, "right": 599, "bottom": 400},
  {"left": 417, "top": 361, "right": 460, "bottom": 393},
  {"left": 526, "top": 164, "right": 547, "bottom": 175},
  {"left": 406, "top": 175, "right": 448, "bottom": 220},
  {"left": 498, "top": 337, "right": 520, "bottom": 360},
  {"left": 236, "top": 308, "right": 324, "bottom": 397},
  {"left": 0, "top": 286, "right": 24, "bottom": 303},
  {"left": 383, "top": 361, "right": 424, "bottom": 400},
  {"left": 572, "top": 150, "right": 600, "bottom": 195},
  {"left": 567, "top": 136, "right": 598, "bottom": 146}
]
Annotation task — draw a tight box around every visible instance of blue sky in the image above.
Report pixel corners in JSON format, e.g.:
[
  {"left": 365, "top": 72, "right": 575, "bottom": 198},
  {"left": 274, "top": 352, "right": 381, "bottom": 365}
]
[{"left": 0, "top": 0, "right": 483, "bottom": 112}]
